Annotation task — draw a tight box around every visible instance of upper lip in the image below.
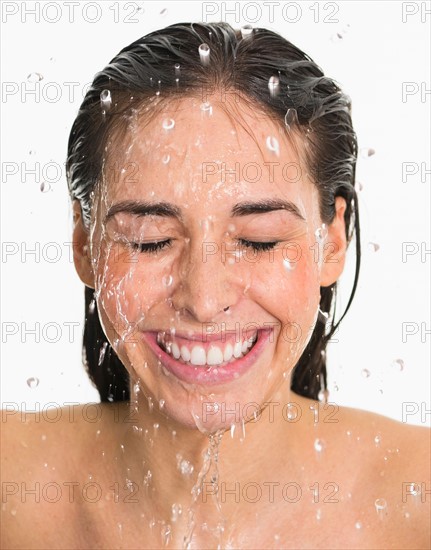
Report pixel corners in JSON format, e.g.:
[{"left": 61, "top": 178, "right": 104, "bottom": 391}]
[{"left": 146, "top": 328, "right": 269, "bottom": 342}]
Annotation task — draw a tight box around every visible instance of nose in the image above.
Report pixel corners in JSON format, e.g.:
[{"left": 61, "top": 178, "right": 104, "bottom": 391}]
[{"left": 169, "top": 238, "right": 241, "bottom": 323}]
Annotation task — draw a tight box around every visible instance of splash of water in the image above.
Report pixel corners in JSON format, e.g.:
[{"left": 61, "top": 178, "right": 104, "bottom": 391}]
[
  {"left": 198, "top": 44, "right": 210, "bottom": 66},
  {"left": 268, "top": 76, "right": 280, "bottom": 98},
  {"left": 240, "top": 25, "right": 253, "bottom": 39},
  {"left": 26, "top": 377, "right": 39, "bottom": 389},
  {"left": 183, "top": 431, "right": 225, "bottom": 549}
]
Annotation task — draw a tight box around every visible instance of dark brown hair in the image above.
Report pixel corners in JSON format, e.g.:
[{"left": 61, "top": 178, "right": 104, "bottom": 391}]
[{"left": 66, "top": 22, "right": 360, "bottom": 402}]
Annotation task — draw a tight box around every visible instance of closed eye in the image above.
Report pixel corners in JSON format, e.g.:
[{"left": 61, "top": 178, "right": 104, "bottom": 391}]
[
  {"left": 130, "top": 238, "right": 279, "bottom": 254},
  {"left": 130, "top": 239, "right": 173, "bottom": 253},
  {"left": 237, "top": 239, "right": 279, "bottom": 251}
]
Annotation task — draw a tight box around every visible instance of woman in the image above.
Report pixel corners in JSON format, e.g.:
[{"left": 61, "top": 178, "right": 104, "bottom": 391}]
[{"left": 2, "top": 22, "right": 429, "bottom": 549}]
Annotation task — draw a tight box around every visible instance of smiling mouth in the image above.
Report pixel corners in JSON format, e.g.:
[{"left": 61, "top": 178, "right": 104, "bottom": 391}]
[{"left": 156, "top": 332, "right": 259, "bottom": 368}]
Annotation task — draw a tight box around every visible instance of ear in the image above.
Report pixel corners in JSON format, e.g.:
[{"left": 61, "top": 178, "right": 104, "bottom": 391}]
[
  {"left": 319, "top": 196, "right": 347, "bottom": 287},
  {"left": 72, "top": 200, "right": 95, "bottom": 289}
]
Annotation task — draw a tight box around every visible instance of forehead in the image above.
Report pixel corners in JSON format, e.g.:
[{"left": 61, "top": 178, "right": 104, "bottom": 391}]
[{"left": 103, "top": 96, "right": 312, "bottom": 208}]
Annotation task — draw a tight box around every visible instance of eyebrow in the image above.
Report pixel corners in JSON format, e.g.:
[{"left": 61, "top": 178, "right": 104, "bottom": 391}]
[{"left": 104, "top": 198, "right": 305, "bottom": 223}]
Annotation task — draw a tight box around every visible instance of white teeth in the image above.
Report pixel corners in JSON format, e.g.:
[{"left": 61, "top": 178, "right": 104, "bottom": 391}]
[
  {"left": 207, "top": 346, "right": 224, "bottom": 366},
  {"left": 233, "top": 341, "right": 243, "bottom": 358},
  {"left": 171, "top": 342, "right": 181, "bottom": 359},
  {"left": 158, "top": 332, "right": 258, "bottom": 367},
  {"left": 190, "top": 346, "right": 206, "bottom": 366},
  {"left": 180, "top": 345, "right": 191, "bottom": 362},
  {"left": 223, "top": 343, "right": 233, "bottom": 362}
]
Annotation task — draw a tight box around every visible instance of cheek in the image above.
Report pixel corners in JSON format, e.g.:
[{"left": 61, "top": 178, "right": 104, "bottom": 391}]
[
  {"left": 252, "top": 241, "right": 321, "bottom": 324},
  {"left": 95, "top": 247, "right": 169, "bottom": 334}
]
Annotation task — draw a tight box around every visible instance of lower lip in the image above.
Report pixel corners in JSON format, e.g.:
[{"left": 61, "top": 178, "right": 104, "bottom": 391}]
[{"left": 141, "top": 329, "right": 273, "bottom": 385}]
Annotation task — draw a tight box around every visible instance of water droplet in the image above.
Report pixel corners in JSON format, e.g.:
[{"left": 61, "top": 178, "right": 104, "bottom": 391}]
[
  {"left": 361, "top": 147, "right": 376, "bottom": 158},
  {"left": 174, "top": 63, "right": 180, "bottom": 76},
  {"left": 162, "top": 118, "right": 175, "bottom": 130},
  {"left": 160, "top": 8, "right": 167, "bottom": 16},
  {"left": 143, "top": 470, "right": 152, "bottom": 486},
  {"left": 266, "top": 136, "right": 280, "bottom": 156},
  {"left": 133, "top": 381, "right": 140, "bottom": 396},
  {"left": 10, "top": 509, "right": 17, "bottom": 516},
  {"left": 161, "top": 523, "right": 171, "bottom": 545},
  {"left": 331, "top": 32, "right": 344, "bottom": 42},
  {"left": 200, "top": 101, "right": 213, "bottom": 115},
  {"left": 355, "top": 521, "right": 362, "bottom": 529},
  {"left": 40, "top": 181, "right": 51, "bottom": 193},
  {"left": 374, "top": 498, "right": 387, "bottom": 519},
  {"left": 286, "top": 403, "right": 298, "bottom": 421},
  {"left": 314, "top": 438, "right": 325, "bottom": 452},
  {"left": 205, "top": 402, "right": 219, "bottom": 414},
  {"left": 198, "top": 43, "right": 210, "bottom": 66},
  {"left": 318, "top": 388, "right": 329, "bottom": 404},
  {"left": 162, "top": 275, "right": 173, "bottom": 287},
  {"left": 26, "top": 377, "right": 39, "bottom": 389},
  {"left": 283, "top": 258, "right": 296, "bottom": 271},
  {"left": 159, "top": 399, "right": 165, "bottom": 410},
  {"left": 374, "top": 434, "right": 382, "bottom": 446},
  {"left": 368, "top": 242, "right": 380, "bottom": 252},
  {"left": 98, "top": 342, "right": 108, "bottom": 366},
  {"left": 361, "top": 368, "right": 370, "bottom": 378},
  {"left": 268, "top": 76, "right": 280, "bottom": 97},
  {"left": 177, "top": 455, "right": 194, "bottom": 476},
  {"left": 318, "top": 308, "right": 329, "bottom": 323},
  {"left": 240, "top": 24, "right": 253, "bottom": 39},
  {"left": 404, "top": 511, "right": 410, "bottom": 519},
  {"left": 284, "top": 108, "right": 299, "bottom": 130},
  {"left": 315, "top": 224, "right": 328, "bottom": 241},
  {"left": 391, "top": 358, "right": 404, "bottom": 372},
  {"left": 27, "top": 72, "right": 43, "bottom": 83},
  {"left": 406, "top": 483, "right": 421, "bottom": 497},
  {"left": 171, "top": 503, "right": 182, "bottom": 522},
  {"left": 100, "top": 89, "right": 112, "bottom": 110},
  {"left": 88, "top": 299, "right": 96, "bottom": 313},
  {"left": 41, "top": 434, "right": 47, "bottom": 441}
]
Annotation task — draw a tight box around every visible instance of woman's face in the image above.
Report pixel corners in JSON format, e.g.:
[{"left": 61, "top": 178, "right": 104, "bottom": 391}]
[{"left": 78, "top": 96, "right": 346, "bottom": 432}]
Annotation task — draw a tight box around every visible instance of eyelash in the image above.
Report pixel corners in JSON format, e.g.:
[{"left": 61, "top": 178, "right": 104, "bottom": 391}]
[{"left": 130, "top": 239, "right": 279, "bottom": 254}]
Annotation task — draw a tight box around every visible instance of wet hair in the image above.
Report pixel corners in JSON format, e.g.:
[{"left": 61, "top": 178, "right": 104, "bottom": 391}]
[{"left": 66, "top": 22, "right": 360, "bottom": 403}]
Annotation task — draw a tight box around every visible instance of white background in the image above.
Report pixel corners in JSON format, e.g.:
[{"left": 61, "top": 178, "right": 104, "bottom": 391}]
[{"left": 1, "top": 1, "right": 430, "bottom": 426}]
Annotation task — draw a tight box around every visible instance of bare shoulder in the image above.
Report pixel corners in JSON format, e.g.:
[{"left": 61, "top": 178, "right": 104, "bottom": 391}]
[
  {"left": 0, "top": 402, "right": 122, "bottom": 549},
  {"left": 336, "top": 404, "right": 430, "bottom": 470},
  {"left": 332, "top": 404, "right": 430, "bottom": 548}
]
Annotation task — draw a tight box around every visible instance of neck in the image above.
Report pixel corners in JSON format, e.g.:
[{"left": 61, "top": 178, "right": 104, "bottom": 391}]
[{"left": 112, "top": 384, "right": 320, "bottom": 546}]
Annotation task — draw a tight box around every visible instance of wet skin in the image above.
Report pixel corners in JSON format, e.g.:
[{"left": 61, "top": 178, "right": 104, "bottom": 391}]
[
  {"left": 2, "top": 400, "right": 430, "bottom": 549},
  {"left": 2, "top": 97, "right": 430, "bottom": 549}
]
